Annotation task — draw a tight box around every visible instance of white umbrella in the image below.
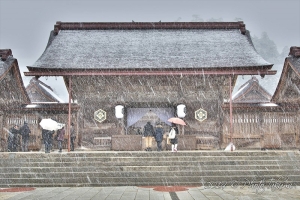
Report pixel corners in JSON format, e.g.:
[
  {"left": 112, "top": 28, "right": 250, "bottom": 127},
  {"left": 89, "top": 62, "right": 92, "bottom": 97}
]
[{"left": 39, "top": 118, "right": 65, "bottom": 131}]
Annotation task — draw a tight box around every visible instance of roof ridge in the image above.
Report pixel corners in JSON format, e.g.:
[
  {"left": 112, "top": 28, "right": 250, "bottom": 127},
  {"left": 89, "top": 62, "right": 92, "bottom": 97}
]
[{"left": 53, "top": 21, "right": 246, "bottom": 35}]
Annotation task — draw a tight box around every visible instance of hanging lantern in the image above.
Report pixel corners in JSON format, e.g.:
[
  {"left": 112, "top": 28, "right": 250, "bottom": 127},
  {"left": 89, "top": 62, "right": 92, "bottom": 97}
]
[
  {"left": 115, "top": 105, "right": 124, "bottom": 118},
  {"left": 177, "top": 104, "right": 186, "bottom": 118}
]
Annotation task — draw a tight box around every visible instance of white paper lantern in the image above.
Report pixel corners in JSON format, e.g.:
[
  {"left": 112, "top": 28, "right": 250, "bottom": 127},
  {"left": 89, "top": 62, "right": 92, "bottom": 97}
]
[
  {"left": 115, "top": 105, "right": 124, "bottom": 118},
  {"left": 177, "top": 104, "right": 186, "bottom": 118}
]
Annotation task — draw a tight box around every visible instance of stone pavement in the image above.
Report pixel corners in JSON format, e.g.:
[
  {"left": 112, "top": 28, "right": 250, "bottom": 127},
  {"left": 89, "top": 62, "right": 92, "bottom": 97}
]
[{"left": 1, "top": 185, "right": 300, "bottom": 200}]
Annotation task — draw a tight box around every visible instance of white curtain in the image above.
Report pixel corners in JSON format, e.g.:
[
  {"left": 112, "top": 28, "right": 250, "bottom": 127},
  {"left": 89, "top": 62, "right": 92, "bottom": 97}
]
[
  {"left": 126, "top": 107, "right": 174, "bottom": 128},
  {"left": 150, "top": 108, "right": 174, "bottom": 126}
]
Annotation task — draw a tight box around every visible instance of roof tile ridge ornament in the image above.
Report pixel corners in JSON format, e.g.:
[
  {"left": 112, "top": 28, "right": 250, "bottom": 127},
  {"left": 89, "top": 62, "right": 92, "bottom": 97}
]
[
  {"left": 0, "top": 49, "right": 13, "bottom": 61},
  {"left": 289, "top": 46, "right": 300, "bottom": 57},
  {"left": 54, "top": 21, "right": 62, "bottom": 35},
  {"left": 238, "top": 21, "right": 246, "bottom": 35},
  {"left": 52, "top": 21, "right": 245, "bottom": 32}
]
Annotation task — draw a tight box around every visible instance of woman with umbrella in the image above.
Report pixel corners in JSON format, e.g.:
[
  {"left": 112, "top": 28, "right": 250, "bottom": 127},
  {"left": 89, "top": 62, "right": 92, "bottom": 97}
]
[
  {"left": 167, "top": 117, "right": 186, "bottom": 152},
  {"left": 169, "top": 123, "right": 179, "bottom": 152}
]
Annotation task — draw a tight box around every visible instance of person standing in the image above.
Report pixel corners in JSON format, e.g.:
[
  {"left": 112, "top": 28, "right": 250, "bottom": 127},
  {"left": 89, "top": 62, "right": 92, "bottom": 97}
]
[
  {"left": 170, "top": 123, "right": 179, "bottom": 152},
  {"left": 12, "top": 125, "right": 20, "bottom": 152},
  {"left": 57, "top": 127, "right": 65, "bottom": 153},
  {"left": 143, "top": 121, "right": 154, "bottom": 151},
  {"left": 70, "top": 123, "right": 76, "bottom": 151},
  {"left": 42, "top": 129, "right": 55, "bottom": 153},
  {"left": 154, "top": 123, "right": 163, "bottom": 151},
  {"left": 8, "top": 125, "right": 18, "bottom": 152},
  {"left": 19, "top": 122, "right": 31, "bottom": 152}
]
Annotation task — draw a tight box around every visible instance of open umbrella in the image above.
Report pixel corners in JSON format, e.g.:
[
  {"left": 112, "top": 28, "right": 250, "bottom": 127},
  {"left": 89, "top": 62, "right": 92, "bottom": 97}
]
[
  {"left": 39, "top": 118, "right": 65, "bottom": 131},
  {"left": 168, "top": 117, "right": 186, "bottom": 125}
]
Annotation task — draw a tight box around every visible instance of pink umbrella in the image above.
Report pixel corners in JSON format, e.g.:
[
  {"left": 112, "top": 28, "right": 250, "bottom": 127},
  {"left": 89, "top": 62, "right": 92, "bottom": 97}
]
[{"left": 168, "top": 117, "right": 186, "bottom": 125}]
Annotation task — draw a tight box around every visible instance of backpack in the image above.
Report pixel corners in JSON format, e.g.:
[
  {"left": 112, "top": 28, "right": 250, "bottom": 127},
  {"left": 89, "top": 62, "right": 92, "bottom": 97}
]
[{"left": 168, "top": 128, "right": 176, "bottom": 139}]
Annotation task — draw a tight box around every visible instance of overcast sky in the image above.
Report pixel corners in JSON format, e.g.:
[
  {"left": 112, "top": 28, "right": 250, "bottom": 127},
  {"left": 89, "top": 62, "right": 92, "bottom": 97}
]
[{"left": 1, "top": 0, "right": 300, "bottom": 101}]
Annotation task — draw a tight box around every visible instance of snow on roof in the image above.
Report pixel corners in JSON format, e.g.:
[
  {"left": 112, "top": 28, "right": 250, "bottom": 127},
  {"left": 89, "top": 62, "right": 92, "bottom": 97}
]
[
  {"left": 232, "top": 82, "right": 249, "bottom": 99},
  {"left": 25, "top": 104, "right": 39, "bottom": 108},
  {"left": 259, "top": 103, "right": 278, "bottom": 107},
  {"left": 31, "top": 29, "right": 271, "bottom": 69},
  {"left": 39, "top": 83, "right": 65, "bottom": 103}
]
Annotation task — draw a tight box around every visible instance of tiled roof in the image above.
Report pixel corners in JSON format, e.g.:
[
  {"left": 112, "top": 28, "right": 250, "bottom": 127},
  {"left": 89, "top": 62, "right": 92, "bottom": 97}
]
[{"left": 29, "top": 22, "right": 271, "bottom": 70}]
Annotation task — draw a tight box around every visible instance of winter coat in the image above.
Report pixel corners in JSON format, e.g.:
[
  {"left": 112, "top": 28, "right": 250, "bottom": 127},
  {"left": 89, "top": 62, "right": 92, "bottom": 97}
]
[
  {"left": 169, "top": 126, "right": 179, "bottom": 144},
  {"left": 42, "top": 129, "right": 54, "bottom": 142},
  {"left": 10, "top": 127, "right": 20, "bottom": 142},
  {"left": 143, "top": 122, "right": 154, "bottom": 137},
  {"left": 8, "top": 128, "right": 15, "bottom": 142},
  {"left": 57, "top": 128, "right": 65, "bottom": 141},
  {"left": 19, "top": 124, "right": 31, "bottom": 139},
  {"left": 155, "top": 126, "right": 163, "bottom": 142},
  {"left": 70, "top": 126, "right": 76, "bottom": 138}
]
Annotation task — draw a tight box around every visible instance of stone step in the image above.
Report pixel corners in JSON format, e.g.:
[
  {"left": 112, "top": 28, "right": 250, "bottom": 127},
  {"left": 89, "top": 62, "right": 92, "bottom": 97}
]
[
  {"left": 1, "top": 155, "right": 299, "bottom": 163},
  {"left": 1, "top": 180, "right": 299, "bottom": 188},
  {"left": 0, "top": 164, "right": 299, "bottom": 173},
  {"left": 0, "top": 170, "right": 299, "bottom": 179},
  {"left": 1, "top": 151, "right": 299, "bottom": 187},
  {"left": 1, "top": 151, "right": 299, "bottom": 158},
  {"left": 1, "top": 175, "right": 300, "bottom": 185},
  {"left": 1, "top": 160, "right": 299, "bottom": 168}
]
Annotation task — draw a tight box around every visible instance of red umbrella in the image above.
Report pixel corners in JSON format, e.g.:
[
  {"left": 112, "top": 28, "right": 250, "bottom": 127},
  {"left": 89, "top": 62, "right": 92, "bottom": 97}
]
[{"left": 168, "top": 117, "right": 186, "bottom": 125}]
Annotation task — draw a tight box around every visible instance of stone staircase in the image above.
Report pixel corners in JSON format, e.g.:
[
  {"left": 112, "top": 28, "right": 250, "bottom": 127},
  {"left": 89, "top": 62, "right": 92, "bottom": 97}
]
[{"left": 0, "top": 151, "right": 300, "bottom": 187}]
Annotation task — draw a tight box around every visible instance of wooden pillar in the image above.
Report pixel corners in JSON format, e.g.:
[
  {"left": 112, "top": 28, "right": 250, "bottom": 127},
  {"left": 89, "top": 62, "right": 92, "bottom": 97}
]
[
  {"left": 68, "top": 76, "right": 72, "bottom": 152},
  {"left": 229, "top": 76, "right": 233, "bottom": 151}
]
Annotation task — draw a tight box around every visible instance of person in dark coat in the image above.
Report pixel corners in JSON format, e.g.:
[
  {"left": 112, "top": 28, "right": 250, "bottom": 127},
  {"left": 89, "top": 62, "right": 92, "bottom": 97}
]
[
  {"left": 57, "top": 127, "right": 65, "bottom": 153},
  {"left": 170, "top": 123, "right": 179, "bottom": 152},
  {"left": 19, "top": 122, "right": 31, "bottom": 152},
  {"left": 70, "top": 123, "right": 76, "bottom": 151},
  {"left": 12, "top": 125, "right": 20, "bottom": 152},
  {"left": 154, "top": 123, "right": 163, "bottom": 151},
  {"left": 8, "top": 125, "right": 19, "bottom": 152},
  {"left": 143, "top": 121, "right": 154, "bottom": 151},
  {"left": 42, "top": 129, "right": 55, "bottom": 153}
]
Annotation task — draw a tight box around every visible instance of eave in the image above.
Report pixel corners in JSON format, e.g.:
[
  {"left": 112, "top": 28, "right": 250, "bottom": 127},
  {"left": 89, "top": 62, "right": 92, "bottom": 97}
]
[{"left": 24, "top": 68, "right": 276, "bottom": 77}]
